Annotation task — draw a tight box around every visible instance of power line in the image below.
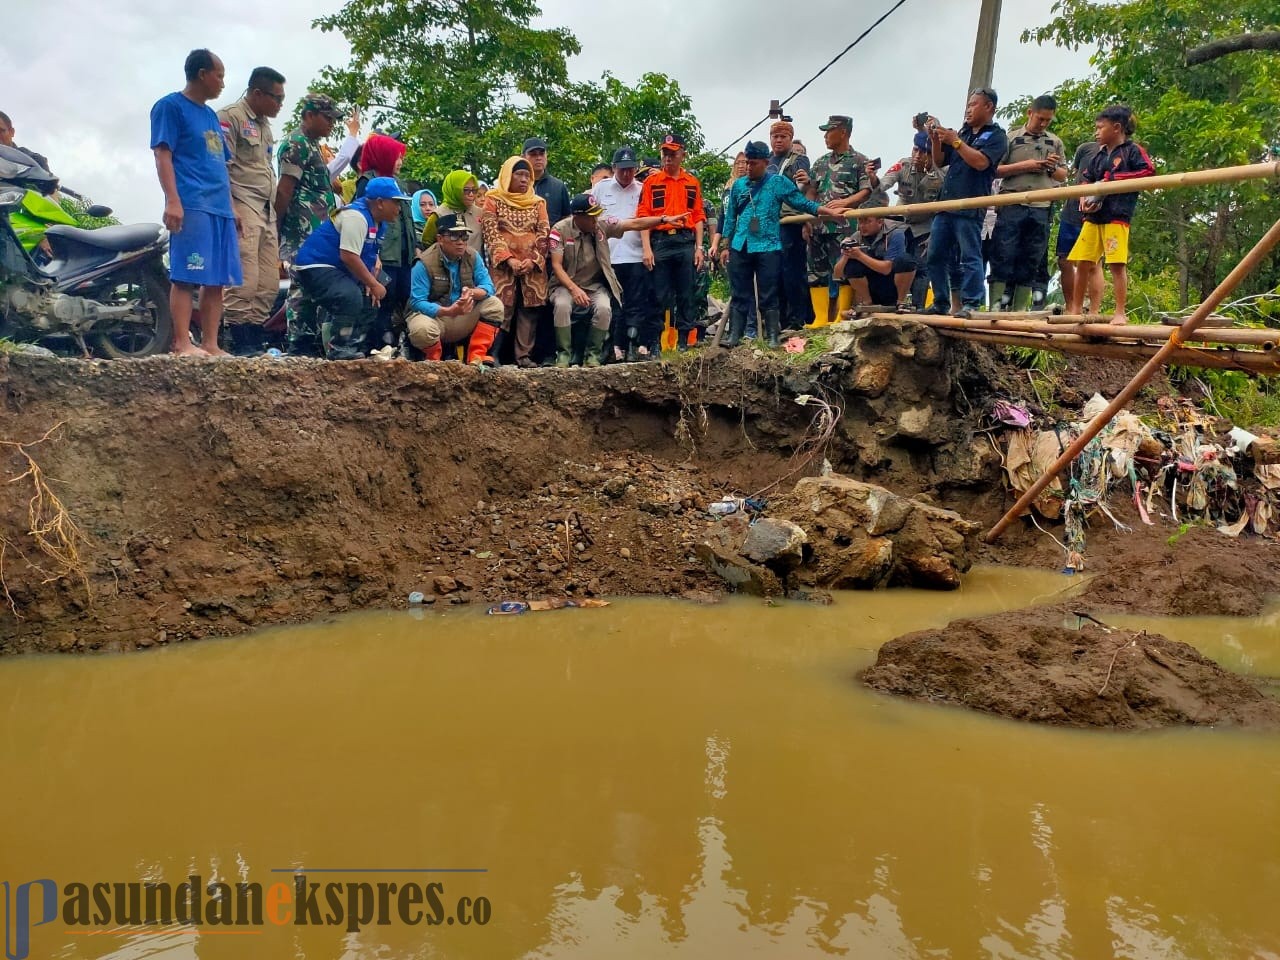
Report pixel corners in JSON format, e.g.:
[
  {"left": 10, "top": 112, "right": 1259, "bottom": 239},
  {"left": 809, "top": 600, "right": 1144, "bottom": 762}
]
[{"left": 715, "top": 0, "right": 911, "bottom": 157}]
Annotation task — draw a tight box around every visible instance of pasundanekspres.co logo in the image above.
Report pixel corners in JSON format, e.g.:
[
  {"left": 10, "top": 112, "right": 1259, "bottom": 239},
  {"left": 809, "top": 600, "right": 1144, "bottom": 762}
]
[{"left": 3, "top": 869, "right": 491, "bottom": 959}]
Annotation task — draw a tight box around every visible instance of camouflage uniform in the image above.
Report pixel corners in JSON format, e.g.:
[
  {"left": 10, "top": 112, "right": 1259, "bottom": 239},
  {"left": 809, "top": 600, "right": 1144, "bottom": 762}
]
[
  {"left": 277, "top": 131, "right": 336, "bottom": 353},
  {"left": 807, "top": 148, "right": 871, "bottom": 285}
]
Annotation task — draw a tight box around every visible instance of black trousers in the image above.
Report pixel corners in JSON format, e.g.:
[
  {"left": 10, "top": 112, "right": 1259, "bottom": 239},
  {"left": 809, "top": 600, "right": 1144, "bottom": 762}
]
[
  {"left": 614, "top": 261, "right": 660, "bottom": 350},
  {"left": 651, "top": 232, "right": 698, "bottom": 334},
  {"left": 779, "top": 222, "right": 813, "bottom": 326},
  {"left": 989, "top": 204, "right": 1052, "bottom": 288},
  {"left": 844, "top": 254, "right": 917, "bottom": 307},
  {"left": 728, "top": 248, "right": 781, "bottom": 326},
  {"left": 295, "top": 266, "right": 378, "bottom": 357},
  {"left": 372, "top": 263, "right": 411, "bottom": 347}
]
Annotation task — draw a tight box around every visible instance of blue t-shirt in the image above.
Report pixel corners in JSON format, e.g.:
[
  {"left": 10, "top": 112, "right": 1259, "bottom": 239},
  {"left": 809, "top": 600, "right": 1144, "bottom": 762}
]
[
  {"left": 938, "top": 122, "right": 1008, "bottom": 213},
  {"left": 149, "top": 91, "right": 234, "bottom": 218}
]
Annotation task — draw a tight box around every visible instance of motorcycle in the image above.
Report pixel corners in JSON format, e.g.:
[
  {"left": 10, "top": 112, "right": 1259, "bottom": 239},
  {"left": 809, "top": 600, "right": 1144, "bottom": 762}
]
[{"left": 0, "top": 144, "right": 172, "bottom": 358}]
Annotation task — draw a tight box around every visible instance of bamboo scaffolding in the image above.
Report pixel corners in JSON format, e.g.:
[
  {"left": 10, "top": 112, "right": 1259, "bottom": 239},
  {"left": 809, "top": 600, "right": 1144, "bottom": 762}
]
[
  {"left": 984, "top": 215, "right": 1280, "bottom": 543},
  {"left": 890, "top": 313, "right": 1280, "bottom": 349},
  {"left": 935, "top": 328, "right": 1280, "bottom": 373},
  {"left": 781, "top": 160, "right": 1280, "bottom": 224}
]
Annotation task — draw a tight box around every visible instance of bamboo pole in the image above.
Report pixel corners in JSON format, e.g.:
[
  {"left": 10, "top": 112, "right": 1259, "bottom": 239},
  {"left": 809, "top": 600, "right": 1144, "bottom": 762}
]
[
  {"left": 780, "top": 160, "right": 1280, "bottom": 224},
  {"left": 936, "top": 328, "right": 1280, "bottom": 373},
  {"left": 984, "top": 215, "right": 1280, "bottom": 543},
  {"left": 899, "top": 313, "right": 1280, "bottom": 348}
]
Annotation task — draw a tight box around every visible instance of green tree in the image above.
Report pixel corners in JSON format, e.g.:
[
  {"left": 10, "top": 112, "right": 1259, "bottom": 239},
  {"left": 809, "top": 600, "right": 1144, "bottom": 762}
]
[
  {"left": 1022, "top": 0, "right": 1280, "bottom": 311},
  {"left": 310, "top": 0, "right": 713, "bottom": 191}
]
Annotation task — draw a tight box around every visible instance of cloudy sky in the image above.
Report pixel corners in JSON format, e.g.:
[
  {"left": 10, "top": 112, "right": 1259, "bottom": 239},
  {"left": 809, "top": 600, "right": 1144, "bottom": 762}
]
[{"left": 2, "top": 0, "right": 1097, "bottom": 225}]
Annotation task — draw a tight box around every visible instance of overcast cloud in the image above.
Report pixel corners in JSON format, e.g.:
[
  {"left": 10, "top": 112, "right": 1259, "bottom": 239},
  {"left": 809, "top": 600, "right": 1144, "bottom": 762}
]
[{"left": 2, "top": 0, "right": 1095, "bottom": 225}]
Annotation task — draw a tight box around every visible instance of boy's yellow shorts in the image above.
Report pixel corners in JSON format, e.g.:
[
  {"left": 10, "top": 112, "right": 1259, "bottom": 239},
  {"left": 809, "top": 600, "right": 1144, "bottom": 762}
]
[{"left": 1068, "top": 221, "right": 1130, "bottom": 265}]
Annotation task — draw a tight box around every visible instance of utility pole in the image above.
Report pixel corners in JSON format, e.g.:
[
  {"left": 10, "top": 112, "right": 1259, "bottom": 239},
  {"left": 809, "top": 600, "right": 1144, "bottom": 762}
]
[{"left": 969, "top": 0, "right": 1002, "bottom": 92}]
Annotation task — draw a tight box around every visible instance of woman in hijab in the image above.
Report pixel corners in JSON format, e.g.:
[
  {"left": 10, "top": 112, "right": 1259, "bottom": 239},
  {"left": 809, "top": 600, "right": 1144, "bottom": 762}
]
[
  {"left": 411, "top": 189, "right": 436, "bottom": 228},
  {"left": 421, "top": 170, "right": 482, "bottom": 253},
  {"left": 355, "top": 133, "right": 416, "bottom": 348},
  {"left": 480, "top": 156, "right": 549, "bottom": 368}
]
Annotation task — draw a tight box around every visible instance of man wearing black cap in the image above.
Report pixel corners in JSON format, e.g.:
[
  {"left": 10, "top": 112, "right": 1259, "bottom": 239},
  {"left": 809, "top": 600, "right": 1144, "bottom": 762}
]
[
  {"left": 548, "top": 193, "right": 683, "bottom": 366},
  {"left": 595, "top": 146, "right": 657, "bottom": 360},
  {"left": 719, "top": 142, "right": 836, "bottom": 347},
  {"left": 523, "top": 137, "right": 570, "bottom": 225},
  {"left": 636, "top": 133, "right": 707, "bottom": 351},
  {"left": 405, "top": 213, "right": 503, "bottom": 364}
]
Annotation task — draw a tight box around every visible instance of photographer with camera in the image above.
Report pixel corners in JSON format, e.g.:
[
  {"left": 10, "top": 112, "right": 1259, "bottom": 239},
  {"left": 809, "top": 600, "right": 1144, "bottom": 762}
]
[
  {"left": 833, "top": 215, "right": 916, "bottom": 311},
  {"left": 881, "top": 128, "right": 945, "bottom": 309},
  {"left": 924, "top": 88, "right": 1008, "bottom": 317}
]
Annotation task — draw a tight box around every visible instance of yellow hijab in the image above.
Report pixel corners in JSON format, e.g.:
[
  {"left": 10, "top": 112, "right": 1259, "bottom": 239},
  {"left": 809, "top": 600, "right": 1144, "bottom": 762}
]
[{"left": 486, "top": 156, "right": 541, "bottom": 210}]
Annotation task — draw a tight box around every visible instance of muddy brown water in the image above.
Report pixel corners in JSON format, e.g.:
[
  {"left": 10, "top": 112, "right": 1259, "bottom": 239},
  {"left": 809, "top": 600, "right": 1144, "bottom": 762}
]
[{"left": 1, "top": 567, "right": 1277, "bottom": 959}]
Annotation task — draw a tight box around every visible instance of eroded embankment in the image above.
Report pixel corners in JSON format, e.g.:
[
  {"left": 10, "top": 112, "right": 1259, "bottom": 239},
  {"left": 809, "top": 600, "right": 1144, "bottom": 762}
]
[{"left": 1, "top": 320, "right": 1005, "bottom": 653}]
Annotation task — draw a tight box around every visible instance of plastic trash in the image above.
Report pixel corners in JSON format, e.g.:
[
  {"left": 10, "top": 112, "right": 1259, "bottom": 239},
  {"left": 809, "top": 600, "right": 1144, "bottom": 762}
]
[
  {"left": 264, "top": 348, "right": 284, "bottom": 359},
  {"left": 1229, "top": 426, "right": 1258, "bottom": 454},
  {"left": 408, "top": 591, "right": 425, "bottom": 605},
  {"left": 487, "top": 601, "right": 530, "bottom": 616},
  {"left": 708, "top": 498, "right": 739, "bottom": 516}
]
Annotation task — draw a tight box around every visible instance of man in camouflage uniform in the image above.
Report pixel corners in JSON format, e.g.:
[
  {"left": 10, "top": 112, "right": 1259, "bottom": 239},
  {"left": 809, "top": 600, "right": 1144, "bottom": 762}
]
[
  {"left": 881, "top": 131, "right": 946, "bottom": 309},
  {"left": 802, "top": 114, "right": 871, "bottom": 323},
  {"left": 274, "top": 93, "right": 342, "bottom": 355}
]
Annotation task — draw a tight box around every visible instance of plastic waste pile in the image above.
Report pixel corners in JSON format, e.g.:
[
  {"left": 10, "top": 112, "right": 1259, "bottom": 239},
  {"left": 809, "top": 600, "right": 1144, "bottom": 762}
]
[{"left": 990, "top": 392, "right": 1278, "bottom": 572}]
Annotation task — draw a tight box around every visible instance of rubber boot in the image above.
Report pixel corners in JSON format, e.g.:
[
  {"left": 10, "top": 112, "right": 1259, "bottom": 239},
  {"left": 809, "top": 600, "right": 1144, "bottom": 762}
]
[
  {"left": 763, "top": 309, "right": 782, "bottom": 349},
  {"left": 423, "top": 340, "right": 443, "bottom": 362},
  {"left": 1012, "top": 286, "right": 1034, "bottom": 312},
  {"left": 723, "top": 307, "right": 747, "bottom": 348},
  {"left": 625, "top": 326, "right": 640, "bottom": 363},
  {"left": 554, "top": 326, "right": 573, "bottom": 367},
  {"left": 988, "top": 280, "right": 1008, "bottom": 311},
  {"left": 583, "top": 327, "right": 607, "bottom": 367},
  {"left": 466, "top": 322, "right": 499, "bottom": 365}
]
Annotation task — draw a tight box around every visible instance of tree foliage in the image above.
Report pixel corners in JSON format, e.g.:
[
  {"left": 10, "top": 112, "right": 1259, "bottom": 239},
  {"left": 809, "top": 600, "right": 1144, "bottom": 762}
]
[
  {"left": 310, "top": 0, "right": 715, "bottom": 192},
  {"left": 1021, "top": 0, "right": 1280, "bottom": 312}
]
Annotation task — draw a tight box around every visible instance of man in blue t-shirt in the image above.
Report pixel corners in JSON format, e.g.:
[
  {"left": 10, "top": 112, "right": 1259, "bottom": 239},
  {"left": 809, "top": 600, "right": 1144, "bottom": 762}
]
[
  {"left": 924, "top": 87, "right": 1008, "bottom": 317},
  {"left": 150, "top": 48, "right": 243, "bottom": 356}
]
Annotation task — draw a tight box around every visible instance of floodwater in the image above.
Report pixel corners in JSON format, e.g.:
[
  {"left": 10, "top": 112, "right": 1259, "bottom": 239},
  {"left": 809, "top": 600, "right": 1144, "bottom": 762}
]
[{"left": 1, "top": 567, "right": 1278, "bottom": 960}]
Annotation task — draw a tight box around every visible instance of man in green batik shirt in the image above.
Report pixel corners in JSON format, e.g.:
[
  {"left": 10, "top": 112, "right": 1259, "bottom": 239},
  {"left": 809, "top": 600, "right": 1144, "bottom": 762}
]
[{"left": 274, "top": 93, "right": 343, "bottom": 353}]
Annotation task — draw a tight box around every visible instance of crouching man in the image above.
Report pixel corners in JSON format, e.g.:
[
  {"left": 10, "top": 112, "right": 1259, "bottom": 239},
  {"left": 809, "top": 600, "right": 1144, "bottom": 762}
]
[
  {"left": 291, "top": 176, "right": 407, "bottom": 358},
  {"left": 834, "top": 214, "right": 917, "bottom": 311},
  {"left": 405, "top": 213, "right": 503, "bottom": 364},
  {"left": 549, "top": 192, "right": 684, "bottom": 366}
]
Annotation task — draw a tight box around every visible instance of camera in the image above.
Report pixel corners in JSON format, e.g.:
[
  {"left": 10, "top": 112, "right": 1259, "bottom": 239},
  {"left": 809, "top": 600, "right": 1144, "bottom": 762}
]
[
  {"left": 840, "top": 235, "right": 860, "bottom": 250},
  {"left": 913, "top": 111, "right": 931, "bottom": 128}
]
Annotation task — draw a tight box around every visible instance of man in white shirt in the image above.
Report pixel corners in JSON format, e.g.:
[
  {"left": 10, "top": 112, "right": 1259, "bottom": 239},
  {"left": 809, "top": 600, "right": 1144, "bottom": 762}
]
[{"left": 593, "top": 146, "right": 657, "bottom": 361}]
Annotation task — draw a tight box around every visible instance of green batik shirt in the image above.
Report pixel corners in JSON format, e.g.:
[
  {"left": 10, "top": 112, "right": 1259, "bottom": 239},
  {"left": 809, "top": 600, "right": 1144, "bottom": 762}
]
[
  {"left": 810, "top": 149, "right": 871, "bottom": 234},
  {"left": 277, "top": 132, "right": 335, "bottom": 259}
]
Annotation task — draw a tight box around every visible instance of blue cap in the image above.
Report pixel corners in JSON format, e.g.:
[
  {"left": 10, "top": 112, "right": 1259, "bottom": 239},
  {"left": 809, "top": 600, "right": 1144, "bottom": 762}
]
[
  {"left": 744, "top": 141, "right": 770, "bottom": 161},
  {"left": 364, "top": 177, "right": 411, "bottom": 201},
  {"left": 913, "top": 131, "right": 931, "bottom": 151}
]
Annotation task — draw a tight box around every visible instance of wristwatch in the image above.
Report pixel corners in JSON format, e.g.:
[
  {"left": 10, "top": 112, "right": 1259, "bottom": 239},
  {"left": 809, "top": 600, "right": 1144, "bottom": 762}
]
[
  {"left": 952, "top": 138, "right": 962, "bottom": 148},
  {"left": 660, "top": 215, "right": 670, "bottom": 225}
]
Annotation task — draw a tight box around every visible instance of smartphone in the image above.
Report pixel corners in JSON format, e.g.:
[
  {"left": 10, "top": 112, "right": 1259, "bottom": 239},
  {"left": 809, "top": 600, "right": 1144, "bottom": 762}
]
[{"left": 871, "top": 158, "right": 882, "bottom": 170}]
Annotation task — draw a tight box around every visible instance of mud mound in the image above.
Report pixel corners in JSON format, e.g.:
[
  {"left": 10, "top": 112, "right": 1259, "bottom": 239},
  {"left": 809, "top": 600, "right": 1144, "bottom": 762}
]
[{"left": 863, "top": 608, "right": 1280, "bottom": 730}]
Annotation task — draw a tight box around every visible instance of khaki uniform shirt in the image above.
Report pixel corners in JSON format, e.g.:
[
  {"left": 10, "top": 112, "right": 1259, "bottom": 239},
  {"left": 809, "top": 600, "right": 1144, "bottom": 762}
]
[
  {"left": 217, "top": 97, "right": 276, "bottom": 215},
  {"left": 997, "top": 124, "right": 1067, "bottom": 207},
  {"left": 882, "top": 160, "right": 945, "bottom": 235},
  {"left": 549, "top": 215, "right": 624, "bottom": 301}
]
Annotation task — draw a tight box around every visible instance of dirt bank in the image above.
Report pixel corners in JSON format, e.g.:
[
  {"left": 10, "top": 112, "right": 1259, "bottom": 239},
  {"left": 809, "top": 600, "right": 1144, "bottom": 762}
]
[
  {"left": 2, "top": 321, "right": 1278, "bottom": 660},
  {"left": 863, "top": 606, "right": 1280, "bottom": 730}
]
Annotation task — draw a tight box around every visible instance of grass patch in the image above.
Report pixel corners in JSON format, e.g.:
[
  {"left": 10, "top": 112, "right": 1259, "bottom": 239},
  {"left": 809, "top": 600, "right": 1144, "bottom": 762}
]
[{"left": 1177, "top": 368, "right": 1280, "bottom": 428}]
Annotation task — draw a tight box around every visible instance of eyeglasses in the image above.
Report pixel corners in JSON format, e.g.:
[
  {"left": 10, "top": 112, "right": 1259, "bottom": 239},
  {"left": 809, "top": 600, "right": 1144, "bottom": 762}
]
[
  {"left": 970, "top": 87, "right": 998, "bottom": 105},
  {"left": 255, "top": 90, "right": 286, "bottom": 103},
  {"left": 462, "top": 186, "right": 478, "bottom": 195}
]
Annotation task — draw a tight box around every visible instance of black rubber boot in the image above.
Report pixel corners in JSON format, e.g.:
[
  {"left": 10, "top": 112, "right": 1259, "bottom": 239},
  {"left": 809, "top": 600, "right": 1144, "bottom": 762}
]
[
  {"left": 723, "top": 307, "right": 747, "bottom": 348},
  {"left": 763, "top": 309, "right": 782, "bottom": 349}
]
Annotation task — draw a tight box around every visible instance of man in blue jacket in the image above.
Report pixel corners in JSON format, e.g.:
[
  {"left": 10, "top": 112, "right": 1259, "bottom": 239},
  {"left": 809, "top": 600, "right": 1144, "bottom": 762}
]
[
  {"left": 292, "top": 176, "right": 409, "bottom": 359},
  {"left": 719, "top": 141, "right": 839, "bottom": 347}
]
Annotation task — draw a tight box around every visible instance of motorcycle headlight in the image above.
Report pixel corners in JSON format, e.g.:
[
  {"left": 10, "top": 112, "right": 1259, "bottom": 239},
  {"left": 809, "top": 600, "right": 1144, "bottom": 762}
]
[{"left": 0, "top": 189, "right": 25, "bottom": 210}]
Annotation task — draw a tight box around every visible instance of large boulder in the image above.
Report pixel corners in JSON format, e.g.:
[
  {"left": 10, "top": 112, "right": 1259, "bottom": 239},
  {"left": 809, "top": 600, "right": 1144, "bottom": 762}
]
[
  {"left": 696, "top": 474, "right": 979, "bottom": 594},
  {"left": 776, "top": 474, "right": 979, "bottom": 590}
]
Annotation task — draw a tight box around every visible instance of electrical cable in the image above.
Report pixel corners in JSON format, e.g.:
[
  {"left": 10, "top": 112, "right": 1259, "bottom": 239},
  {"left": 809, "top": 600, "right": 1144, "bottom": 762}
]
[{"left": 715, "top": 0, "right": 910, "bottom": 156}]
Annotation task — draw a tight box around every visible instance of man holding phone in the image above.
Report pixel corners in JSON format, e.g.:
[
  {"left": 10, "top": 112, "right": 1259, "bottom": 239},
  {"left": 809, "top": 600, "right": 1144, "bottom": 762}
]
[{"left": 989, "top": 95, "right": 1067, "bottom": 311}]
